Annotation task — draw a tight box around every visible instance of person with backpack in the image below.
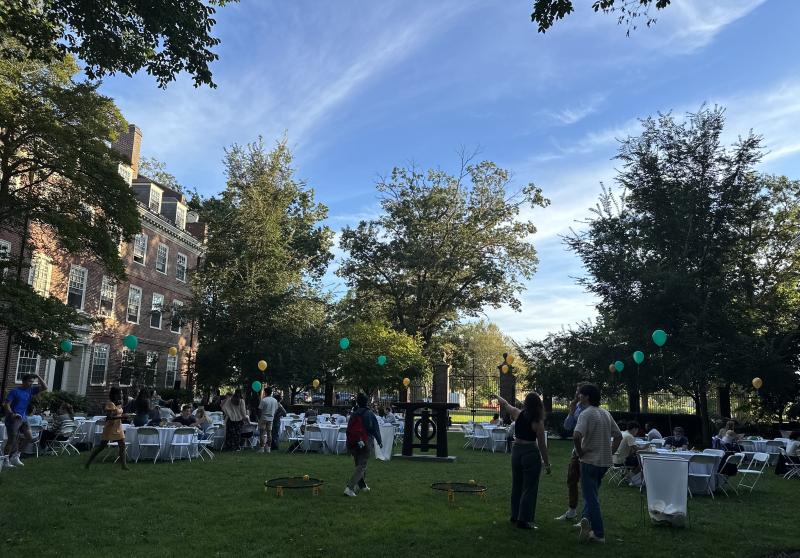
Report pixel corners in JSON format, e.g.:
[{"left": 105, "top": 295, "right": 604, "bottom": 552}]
[{"left": 344, "top": 393, "right": 382, "bottom": 497}]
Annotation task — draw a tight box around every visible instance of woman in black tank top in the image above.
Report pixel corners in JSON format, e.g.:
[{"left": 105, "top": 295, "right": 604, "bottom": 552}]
[{"left": 494, "top": 392, "right": 551, "bottom": 529}]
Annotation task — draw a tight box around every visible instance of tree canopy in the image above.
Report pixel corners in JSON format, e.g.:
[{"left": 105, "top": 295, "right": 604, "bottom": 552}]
[
  {"left": 0, "top": 1, "right": 234, "bottom": 88},
  {"left": 338, "top": 156, "right": 548, "bottom": 347},
  {"left": 531, "top": 0, "right": 671, "bottom": 34}
]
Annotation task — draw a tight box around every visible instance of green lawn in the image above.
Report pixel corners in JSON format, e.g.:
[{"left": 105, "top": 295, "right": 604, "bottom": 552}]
[{"left": 1, "top": 435, "right": 797, "bottom": 558}]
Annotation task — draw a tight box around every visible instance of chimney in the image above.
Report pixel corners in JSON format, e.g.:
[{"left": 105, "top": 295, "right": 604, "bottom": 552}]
[{"left": 112, "top": 124, "right": 142, "bottom": 178}]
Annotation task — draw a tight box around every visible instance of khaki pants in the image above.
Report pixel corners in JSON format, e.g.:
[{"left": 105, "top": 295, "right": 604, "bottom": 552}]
[
  {"left": 348, "top": 448, "right": 369, "bottom": 491},
  {"left": 259, "top": 420, "right": 273, "bottom": 447},
  {"left": 567, "top": 453, "right": 581, "bottom": 509}
]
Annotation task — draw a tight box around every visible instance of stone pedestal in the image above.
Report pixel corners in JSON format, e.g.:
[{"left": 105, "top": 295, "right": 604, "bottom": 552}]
[
  {"left": 399, "top": 386, "right": 411, "bottom": 403},
  {"left": 499, "top": 371, "right": 516, "bottom": 422}
]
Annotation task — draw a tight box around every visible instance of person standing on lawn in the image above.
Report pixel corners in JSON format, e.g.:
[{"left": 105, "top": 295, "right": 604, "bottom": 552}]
[
  {"left": 258, "top": 386, "right": 279, "bottom": 453},
  {"left": 573, "top": 383, "right": 622, "bottom": 543},
  {"left": 343, "top": 393, "right": 382, "bottom": 497},
  {"left": 494, "top": 392, "right": 551, "bottom": 530},
  {"left": 3, "top": 373, "right": 48, "bottom": 468},
  {"left": 555, "top": 384, "right": 585, "bottom": 521},
  {"left": 85, "top": 387, "right": 129, "bottom": 470}
]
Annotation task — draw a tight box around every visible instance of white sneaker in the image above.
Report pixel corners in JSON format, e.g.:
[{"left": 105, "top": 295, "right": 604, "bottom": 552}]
[
  {"left": 360, "top": 485, "right": 370, "bottom": 493},
  {"left": 343, "top": 487, "right": 357, "bottom": 497},
  {"left": 10, "top": 454, "right": 24, "bottom": 467},
  {"left": 578, "top": 518, "right": 591, "bottom": 541},
  {"left": 266, "top": 446, "right": 271, "bottom": 453},
  {"left": 588, "top": 532, "right": 605, "bottom": 543},
  {"left": 555, "top": 509, "right": 577, "bottom": 521}
]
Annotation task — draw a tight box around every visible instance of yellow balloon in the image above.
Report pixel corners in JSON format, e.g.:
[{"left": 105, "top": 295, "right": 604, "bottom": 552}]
[
  {"left": 258, "top": 360, "right": 267, "bottom": 371},
  {"left": 752, "top": 377, "right": 763, "bottom": 389},
  {"left": 501, "top": 364, "right": 509, "bottom": 374},
  {"left": 505, "top": 354, "right": 515, "bottom": 365},
  {"left": 402, "top": 377, "right": 410, "bottom": 387},
  {"left": 168, "top": 346, "right": 178, "bottom": 357},
  {"left": 312, "top": 379, "right": 320, "bottom": 389}
]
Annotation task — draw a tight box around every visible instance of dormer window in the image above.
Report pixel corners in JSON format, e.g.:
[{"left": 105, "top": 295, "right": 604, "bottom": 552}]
[
  {"left": 149, "top": 187, "right": 162, "bottom": 213},
  {"left": 175, "top": 205, "right": 187, "bottom": 230}
]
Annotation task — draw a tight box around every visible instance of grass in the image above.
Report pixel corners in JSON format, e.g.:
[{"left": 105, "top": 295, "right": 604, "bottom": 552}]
[{"left": 1, "top": 435, "right": 798, "bottom": 558}]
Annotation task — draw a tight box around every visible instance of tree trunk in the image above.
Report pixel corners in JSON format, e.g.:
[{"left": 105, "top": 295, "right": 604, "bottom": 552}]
[
  {"left": 324, "top": 375, "right": 334, "bottom": 407},
  {"left": 718, "top": 385, "right": 731, "bottom": 419},
  {"left": 696, "top": 389, "right": 711, "bottom": 446},
  {"left": 641, "top": 392, "right": 649, "bottom": 413},
  {"left": 542, "top": 392, "right": 553, "bottom": 413}
]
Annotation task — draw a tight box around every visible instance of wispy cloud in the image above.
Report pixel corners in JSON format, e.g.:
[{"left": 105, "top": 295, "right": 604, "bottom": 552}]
[{"left": 550, "top": 94, "right": 606, "bottom": 126}]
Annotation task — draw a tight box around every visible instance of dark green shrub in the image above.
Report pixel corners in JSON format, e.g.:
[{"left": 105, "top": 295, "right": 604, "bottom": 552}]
[{"left": 33, "top": 390, "right": 89, "bottom": 415}]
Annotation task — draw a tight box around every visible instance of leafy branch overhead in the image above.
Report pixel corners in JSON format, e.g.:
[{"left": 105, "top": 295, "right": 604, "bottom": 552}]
[{"left": 531, "top": 0, "right": 671, "bottom": 34}]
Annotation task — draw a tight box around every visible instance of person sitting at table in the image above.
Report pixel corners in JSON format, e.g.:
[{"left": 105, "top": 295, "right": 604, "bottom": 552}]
[
  {"left": 664, "top": 427, "right": 689, "bottom": 449},
  {"left": 40, "top": 403, "right": 75, "bottom": 448},
  {"left": 644, "top": 423, "right": 662, "bottom": 441},
  {"left": 775, "top": 431, "right": 800, "bottom": 475},
  {"left": 171, "top": 405, "right": 198, "bottom": 427},
  {"left": 613, "top": 421, "right": 642, "bottom": 472},
  {"left": 383, "top": 405, "right": 397, "bottom": 425},
  {"left": 132, "top": 389, "right": 151, "bottom": 427},
  {"left": 489, "top": 413, "right": 501, "bottom": 426},
  {"left": 147, "top": 405, "right": 163, "bottom": 426},
  {"left": 26, "top": 405, "right": 44, "bottom": 427},
  {"left": 195, "top": 407, "right": 213, "bottom": 433},
  {"left": 301, "top": 408, "right": 318, "bottom": 434},
  {"left": 718, "top": 420, "right": 737, "bottom": 439}
]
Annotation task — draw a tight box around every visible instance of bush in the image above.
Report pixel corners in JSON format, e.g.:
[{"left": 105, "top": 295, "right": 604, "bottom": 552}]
[
  {"left": 32, "top": 390, "right": 89, "bottom": 415},
  {"left": 160, "top": 388, "right": 194, "bottom": 407}
]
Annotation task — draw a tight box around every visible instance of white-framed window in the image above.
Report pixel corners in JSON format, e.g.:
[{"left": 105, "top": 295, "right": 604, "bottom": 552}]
[
  {"left": 148, "top": 187, "right": 162, "bottom": 213},
  {"left": 90, "top": 344, "right": 109, "bottom": 385},
  {"left": 127, "top": 285, "right": 142, "bottom": 324},
  {"left": 155, "top": 243, "right": 168, "bottom": 274},
  {"left": 28, "top": 253, "right": 53, "bottom": 296},
  {"left": 165, "top": 354, "right": 178, "bottom": 388},
  {"left": 175, "top": 205, "right": 187, "bottom": 230},
  {"left": 15, "top": 349, "right": 40, "bottom": 382},
  {"left": 146, "top": 351, "right": 159, "bottom": 385},
  {"left": 133, "top": 233, "right": 147, "bottom": 265},
  {"left": 170, "top": 300, "right": 184, "bottom": 333},
  {"left": 99, "top": 276, "right": 117, "bottom": 318},
  {"left": 150, "top": 293, "right": 164, "bottom": 329},
  {"left": 117, "top": 163, "right": 133, "bottom": 186},
  {"left": 176, "top": 253, "right": 188, "bottom": 283},
  {"left": 119, "top": 348, "right": 135, "bottom": 386},
  {"left": 0, "top": 240, "right": 10, "bottom": 278},
  {"left": 66, "top": 265, "right": 88, "bottom": 310}
]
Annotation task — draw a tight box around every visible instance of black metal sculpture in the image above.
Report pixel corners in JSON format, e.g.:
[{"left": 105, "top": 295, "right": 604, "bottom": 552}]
[{"left": 394, "top": 401, "right": 459, "bottom": 462}]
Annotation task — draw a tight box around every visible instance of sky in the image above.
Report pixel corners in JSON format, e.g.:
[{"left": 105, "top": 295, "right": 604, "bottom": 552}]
[{"left": 99, "top": 0, "right": 800, "bottom": 344}]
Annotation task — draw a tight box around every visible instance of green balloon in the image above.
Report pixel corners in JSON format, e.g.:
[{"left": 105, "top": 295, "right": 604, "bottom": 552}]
[
  {"left": 60, "top": 339, "right": 73, "bottom": 353},
  {"left": 339, "top": 338, "right": 350, "bottom": 350},
  {"left": 123, "top": 335, "right": 138, "bottom": 350},
  {"left": 252, "top": 381, "right": 262, "bottom": 392},
  {"left": 633, "top": 351, "right": 644, "bottom": 365},
  {"left": 614, "top": 360, "right": 624, "bottom": 372},
  {"left": 651, "top": 329, "right": 667, "bottom": 347},
  {"left": 377, "top": 355, "right": 387, "bottom": 366}
]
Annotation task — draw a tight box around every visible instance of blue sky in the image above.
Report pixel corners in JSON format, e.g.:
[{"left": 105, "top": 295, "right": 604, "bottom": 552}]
[{"left": 99, "top": 0, "right": 800, "bottom": 343}]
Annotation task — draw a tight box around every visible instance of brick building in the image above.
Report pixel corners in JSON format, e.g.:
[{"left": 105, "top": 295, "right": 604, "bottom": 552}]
[{"left": 0, "top": 125, "right": 204, "bottom": 407}]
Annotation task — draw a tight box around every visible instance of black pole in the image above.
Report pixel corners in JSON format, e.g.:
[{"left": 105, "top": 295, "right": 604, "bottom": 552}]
[{"left": 471, "top": 354, "right": 476, "bottom": 423}]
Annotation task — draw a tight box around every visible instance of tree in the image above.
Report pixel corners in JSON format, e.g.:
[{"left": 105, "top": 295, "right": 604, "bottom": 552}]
[
  {"left": 565, "top": 107, "right": 784, "bottom": 442},
  {"left": 0, "top": 1, "right": 235, "bottom": 88},
  {"left": 193, "top": 138, "right": 334, "bottom": 394},
  {"left": 336, "top": 321, "right": 427, "bottom": 396},
  {"left": 0, "top": 42, "right": 141, "bottom": 278},
  {"left": 531, "top": 0, "right": 671, "bottom": 34},
  {"left": 138, "top": 157, "right": 183, "bottom": 193},
  {"left": 338, "top": 155, "right": 549, "bottom": 348}
]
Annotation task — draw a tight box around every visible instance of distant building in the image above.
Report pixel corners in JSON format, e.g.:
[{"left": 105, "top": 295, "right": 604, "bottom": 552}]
[{"left": 0, "top": 125, "right": 204, "bottom": 407}]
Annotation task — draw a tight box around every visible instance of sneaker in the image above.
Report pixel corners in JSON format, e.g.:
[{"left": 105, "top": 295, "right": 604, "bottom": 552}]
[
  {"left": 265, "top": 446, "right": 271, "bottom": 453},
  {"left": 578, "top": 518, "right": 591, "bottom": 541},
  {"left": 555, "top": 509, "right": 577, "bottom": 521},
  {"left": 343, "top": 487, "right": 357, "bottom": 497},
  {"left": 10, "top": 454, "right": 24, "bottom": 467},
  {"left": 587, "top": 532, "right": 605, "bottom": 543},
  {"left": 360, "top": 485, "right": 370, "bottom": 493}
]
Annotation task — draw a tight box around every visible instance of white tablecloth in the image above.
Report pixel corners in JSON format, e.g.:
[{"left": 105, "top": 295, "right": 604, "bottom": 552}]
[
  {"left": 653, "top": 449, "right": 720, "bottom": 492},
  {"left": 373, "top": 424, "right": 396, "bottom": 461},
  {"left": 125, "top": 426, "right": 199, "bottom": 461}
]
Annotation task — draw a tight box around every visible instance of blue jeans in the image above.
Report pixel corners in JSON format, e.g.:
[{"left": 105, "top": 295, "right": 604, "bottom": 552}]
[{"left": 580, "top": 462, "right": 608, "bottom": 538}]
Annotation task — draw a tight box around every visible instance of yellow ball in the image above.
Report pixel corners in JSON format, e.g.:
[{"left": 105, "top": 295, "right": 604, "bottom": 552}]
[
  {"left": 402, "top": 377, "right": 410, "bottom": 387},
  {"left": 168, "top": 346, "right": 178, "bottom": 357},
  {"left": 312, "top": 379, "right": 320, "bottom": 389},
  {"left": 258, "top": 360, "right": 267, "bottom": 371},
  {"left": 752, "top": 377, "right": 763, "bottom": 389},
  {"left": 505, "top": 354, "right": 514, "bottom": 365}
]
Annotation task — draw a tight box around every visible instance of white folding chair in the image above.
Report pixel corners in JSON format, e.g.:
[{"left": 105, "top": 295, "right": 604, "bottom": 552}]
[
  {"left": 286, "top": 424, "right": 304, "bottom": 454},
  {"left": 304, "top": 425, "right": 325, "bottom": 453},
  {"left": 210, "top": 423, "right": 227, "bottom": 451},
  {"left": 738, "top": 440, "right": 756, "bottom": 467},
  {"left": 335, "top": 426, "right": 348, "bottom": 455},
  {"left": 169, "top": 427, "right": 197, "bottom": 463},
  {"left": 197, "top": 426, "right": 217, "bottom": 461},
  {"left": 135, "top": 427, "right": 162, "bottom": 463},
  {"left": 716, "top": 453, "right": 743, "bottom": 496},
  {"left": 471, "top": 424, "right": 491, "bottom": 451},
  {"left": 47, "top": 422, "right": 80, "bottom": 456},
  {"left": 765, "top": 440, "right": 784, "bottom": 466},
  {"left": 688, "top": 454, "right": 718, "bottom": 498},
  {"left": 22, "top": 425, "right": 43, "bottom": 457},
  {"left": 737, "top": 451, "right": 769, "bottom": 493},
  {"left": 781, "top": 450, "right": 800, "bottom": 480},
  {"left": 641, "top": 456, "right": 688, "bottom": 527},
  {"left": 490, "top": 427, "right": 508, "bottom": 453},
  {"left": 462, "top": 422, "right": 475, "bottom": 449}
]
